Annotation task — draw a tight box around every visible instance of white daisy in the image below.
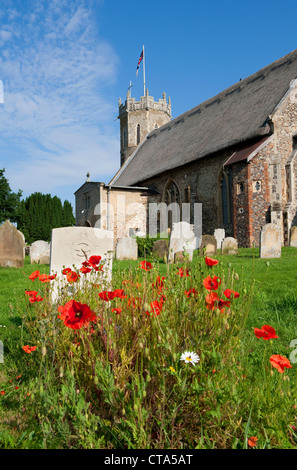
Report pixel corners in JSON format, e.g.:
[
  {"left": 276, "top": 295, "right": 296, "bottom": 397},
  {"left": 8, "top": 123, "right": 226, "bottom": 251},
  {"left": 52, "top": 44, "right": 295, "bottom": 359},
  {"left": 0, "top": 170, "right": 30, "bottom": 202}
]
[{"left": 180, "top": 351, "right": 200, "bottom": 365}]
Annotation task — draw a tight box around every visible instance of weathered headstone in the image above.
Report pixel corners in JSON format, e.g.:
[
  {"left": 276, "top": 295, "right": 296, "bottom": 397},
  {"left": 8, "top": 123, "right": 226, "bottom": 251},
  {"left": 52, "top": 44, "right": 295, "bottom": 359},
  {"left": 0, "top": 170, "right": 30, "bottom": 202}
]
[
  {"left": 0, "top": 220, "right": 25, "bottom": 268},
  {"left": 116, "top": 237, "right": 138, "bottom": 260},
  {"left": 152, "top": 240, "right": 169, "bottom": 259},
  {"left": 30, "top": 240, "right": 51, "bottom": 264},
  {"left": 168, "top": 221, "right": 199, "bottom": 263},
  {"left": 39, "top": 255, "right": 50, "bottom": 265},
  {"left": 49, "top": 227, "right": 114, "bottom": 302},
  {"left": 199, "top": 235, "right": 217, "bottom": 256},
  {"left": 174, "top": 251, "right": 191, "bottom": 263},
  {"left": 260, "top": 224, "right": 281, "bottom": 258},
  {"left": 214, "top": 228, "right": 225, "bottom": 250},
  {"left": 289, "top": 226, "right": 297, "bottom": 247},
  {"left": 222, "top": 237, "right": 238, "bottom": 255}
]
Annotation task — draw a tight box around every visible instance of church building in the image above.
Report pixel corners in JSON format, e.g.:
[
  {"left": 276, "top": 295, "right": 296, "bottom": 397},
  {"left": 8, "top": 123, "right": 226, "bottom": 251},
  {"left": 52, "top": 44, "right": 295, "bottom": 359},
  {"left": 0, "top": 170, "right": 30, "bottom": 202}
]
[{"left": 75, "top": 49, "right": 297, "bottom": 247}]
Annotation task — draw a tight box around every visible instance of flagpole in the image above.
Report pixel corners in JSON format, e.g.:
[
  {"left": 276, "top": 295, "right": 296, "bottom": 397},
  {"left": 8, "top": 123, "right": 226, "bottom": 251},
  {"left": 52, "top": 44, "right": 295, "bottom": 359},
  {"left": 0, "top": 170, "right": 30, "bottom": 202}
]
[{"left": 143, "top": 45, "right": 145, "bottom": 96}]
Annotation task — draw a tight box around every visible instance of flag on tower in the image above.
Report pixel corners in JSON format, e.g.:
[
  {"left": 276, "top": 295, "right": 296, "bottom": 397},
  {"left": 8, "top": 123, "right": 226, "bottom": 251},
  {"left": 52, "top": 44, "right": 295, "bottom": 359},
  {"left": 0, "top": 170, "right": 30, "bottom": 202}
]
[{"left": 136, "top": 49, "right": 143, "bottom": 76}]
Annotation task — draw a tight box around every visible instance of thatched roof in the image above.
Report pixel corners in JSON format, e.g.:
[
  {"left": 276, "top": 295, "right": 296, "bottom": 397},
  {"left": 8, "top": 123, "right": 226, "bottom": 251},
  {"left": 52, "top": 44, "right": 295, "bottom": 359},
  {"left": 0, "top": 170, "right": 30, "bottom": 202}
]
[{"left": 111, "top": 49, "right": 297, "bottom": 187}]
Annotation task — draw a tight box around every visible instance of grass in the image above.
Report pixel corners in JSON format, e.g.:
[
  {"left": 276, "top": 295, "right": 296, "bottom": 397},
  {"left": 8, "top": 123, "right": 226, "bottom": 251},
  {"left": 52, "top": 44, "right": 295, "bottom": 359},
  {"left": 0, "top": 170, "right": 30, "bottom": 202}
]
[{"left": 0, "top": 248, "right": 297, "bottom": 449}]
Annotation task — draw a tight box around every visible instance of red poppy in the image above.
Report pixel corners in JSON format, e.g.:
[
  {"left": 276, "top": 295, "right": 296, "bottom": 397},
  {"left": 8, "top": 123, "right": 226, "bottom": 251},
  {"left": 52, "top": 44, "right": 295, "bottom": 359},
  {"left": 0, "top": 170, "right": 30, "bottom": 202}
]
[
  {"left": 80, "top": 266, "right": 92, "bottom": 274},
  {"left": 29, "top": 270, "right": 40, "bottom": 281},
  {"left": 139, "top": 260, "right": 153, "bottom": 271},
  {"left": 184, "top": 288, "right": 198, "bottom": 298},
  {"left": 66, "top": 270, "right": 80, "bottom": 283},
  {"left": 254, "top": 325, "right": 278, "bottom": 340},
  {"left": 88, "top": 255, "right": 102, "bottom": 267},
  {"left": 127, "top": 297, "right": 142, "bottom": 309},
  {"left": 58, "top": 299, "right": 97, "bottom": 330},
  {"left": 22, "top": 345, "right": 37, "bottom": 354},
  {"left": 203, "top": 275, "right": 221, "bottom": 291},
  {"left": 248, "top": 436, "right": 258, "bottom": 447},
  {"left": 98, "top": 291, "right": 115, "bottom": 301},
  {"left": 205, "top": 292, "right": 230, "bottom": 312},
  {"left": 38, "top": 273, "right": 56, "bottom": 283},
  {"left": 152, "top": 275, "right": 166, "bottom": 290},
  {"left": 62, "top": 267, "right": 72, "bottom": 275},
  {"left": 269, "top": 354, "right": 292, "bottom": 373},
  {"left": 205, "top": 257, "right": 219, "bottom": 267},
  {"left": 223, "top": 289, "right": 240, "bottom": 299},
  {"left": 176, "top": 268, "right": 190, "bottom": 277},
  {"left": 25, "top": 290, "right": 38, "bottom": 297},
  {"left": 113, "top": 289, "right": 127, "bottom": 299},
  {"left": 112, "top": 307, "right": 122, "bottom": 314},
  {"left": 28, "top": 294, "right": 43, "bottom": 303},
  {"left": 146, "top": 299, "right": 163, "bottom": 316},
  {"left": 0, "top": 391, "right": 4, "bottom": 395}
]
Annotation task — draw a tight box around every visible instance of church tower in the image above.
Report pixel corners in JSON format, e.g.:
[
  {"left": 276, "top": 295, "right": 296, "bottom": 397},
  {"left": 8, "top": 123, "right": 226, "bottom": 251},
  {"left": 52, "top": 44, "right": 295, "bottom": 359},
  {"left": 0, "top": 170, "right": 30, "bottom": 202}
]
[{"left": 118, "top": 88, "right": 171, "bottom": 167}]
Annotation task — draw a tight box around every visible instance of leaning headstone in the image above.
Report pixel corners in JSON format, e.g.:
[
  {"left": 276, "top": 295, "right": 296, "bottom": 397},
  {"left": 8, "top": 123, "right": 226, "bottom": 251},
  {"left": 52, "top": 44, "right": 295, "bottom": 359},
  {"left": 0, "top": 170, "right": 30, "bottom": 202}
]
[
  {"left": 116, "top": 237, "right": 138, "bottom": 260},
  {"left": 199, "top": 235, "right": 217, "bottom": 256},
  {"left": 222, "top": 237, "right": 238, "bottom": 255},
  {"left": 0, "top": 220, "right": 25, "bottom": 268},
  {"left": 214, "top": 228, "right": 225, "bottom": 250},
  {"left": 168, "top": 221, "right": 199, "bottom": 263},
  {"left": 289, "top": 226, "right": 297, "bottom": 247},
  {"left": 30, "top": 240, "right": 50, "bottom": 264},
  {"left": 260, "top": 224, "right": 281, "bottom": 258},
  {"left": 152, "top": 240, "right": 169, "bottom": 259},
  {"left": 49, "top": 227, "right": 114, "bottom": 302}
]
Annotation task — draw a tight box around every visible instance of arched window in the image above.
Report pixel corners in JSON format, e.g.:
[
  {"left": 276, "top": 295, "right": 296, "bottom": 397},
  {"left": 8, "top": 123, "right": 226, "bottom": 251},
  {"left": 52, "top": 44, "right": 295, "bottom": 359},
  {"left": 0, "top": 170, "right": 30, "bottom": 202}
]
[
  {"left": 137, "top": 124, "right": 141, "bottom": 145},
  {"left": 218, "top": 167, "right": 233, "bottom": 226},
  {"left": 163, "top": 179, "right": 181, "bottom": 232}
]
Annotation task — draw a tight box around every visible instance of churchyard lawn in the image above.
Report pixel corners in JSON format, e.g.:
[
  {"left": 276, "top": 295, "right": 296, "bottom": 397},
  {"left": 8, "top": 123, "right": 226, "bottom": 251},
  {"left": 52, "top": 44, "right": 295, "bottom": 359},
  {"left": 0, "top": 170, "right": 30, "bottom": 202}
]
[{"left": 0, "top": 249, "right": 297, "bottom": 449}]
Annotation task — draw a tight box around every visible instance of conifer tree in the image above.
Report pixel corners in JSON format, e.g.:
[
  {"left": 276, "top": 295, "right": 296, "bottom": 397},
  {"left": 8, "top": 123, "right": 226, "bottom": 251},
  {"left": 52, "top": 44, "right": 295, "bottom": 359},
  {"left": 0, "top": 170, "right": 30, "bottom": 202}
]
[{"left": 0, "top": 168, "right": 22, "bottom": 224}]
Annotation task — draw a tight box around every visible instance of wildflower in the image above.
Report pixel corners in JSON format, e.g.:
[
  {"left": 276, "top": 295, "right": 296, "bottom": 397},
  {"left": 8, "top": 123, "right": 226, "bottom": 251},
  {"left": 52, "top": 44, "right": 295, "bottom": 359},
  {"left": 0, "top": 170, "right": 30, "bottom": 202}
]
[
  {"left": 113, "top": 289, "right": 127, "bottom": 299},
  {"left": 254, "top": 325, "right": 278, "bottom": 340},
  {"left": 25, "top": 290, "right": 38, "bottom": 297},
  {"left": 98, "top": 291, "right": 115, "bottom": 301},
  {"left": 79, "top": 266, "right": 92, "bottom": 274},
  {"left": 66, "top": 270, "right": 80, "bottom": 283},
  {"left": 180, "top": 351, "right": 200, "bottom": 365},
  {"left": 15, "top": 386, "right": 19, "bottom": 390},
  {"left": 28, "top": 295, "right": 44, "bottom": 303},
  {"left": 0, "top": 391, "right": 5, "bottom": 395},
  {"left": 205, "top": 292, "right": 230, "bottom": 312},
  {"left": 29, "top": 270, "right": 40, "bottom": 281},
  {"left": 58, "top": 300, "right": 97, "bottom": 330},
  {"left": 88, "top": 255, "right": 102, "bottom": 266},
  {"left": 22, "top": 345, "right": 37, "bottom": 354},
  {"left": 176, "top": 267, "right": 190, "bottom": 277},
  {"left": 184, "top": 288, "right": 198, "bottom": 298},
  {"left": 203, "top": 275, "right": 221, "bottom": 291},
  {"left": 62, "top": 267, "right": 72, "bottom": 275},
  {"left": 169, "top": 366, "right": 176, "bottom": 373},
  {"left": 223, "top": 289, "right": 240, "bottom": 299},
  {"left": 269, "top": 354, "right": 292, "bottom": 373},
  {"left": 127, "top": 297, "right": 142, "bottom": 309},
  {"left": 152, "top": 275, "right": 165, "bottom": 291},
  {"left": 112, "top": 307, "right": 122, "bottom": 314},
  {"left": 146, "top": 299, "right": 164, "bottom": 317},
  {"left": 38, "top": 273, "right": 56, "bottom": 282},
  {"left": 205, "top": 256, "right": 219, "bottom": 267},
  {"left": 139, "top": 260, "right": 153, "bottom": 271},
  {"left": 248, "top": 436, "right": 258, "bottom": 447}
]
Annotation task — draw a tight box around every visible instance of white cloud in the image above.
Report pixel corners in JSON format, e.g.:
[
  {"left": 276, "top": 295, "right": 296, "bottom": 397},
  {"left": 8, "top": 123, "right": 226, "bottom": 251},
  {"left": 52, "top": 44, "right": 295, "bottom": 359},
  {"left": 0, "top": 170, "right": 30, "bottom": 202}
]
[{"left": 0, "top": 0, "right": 120, "bottom": 202}]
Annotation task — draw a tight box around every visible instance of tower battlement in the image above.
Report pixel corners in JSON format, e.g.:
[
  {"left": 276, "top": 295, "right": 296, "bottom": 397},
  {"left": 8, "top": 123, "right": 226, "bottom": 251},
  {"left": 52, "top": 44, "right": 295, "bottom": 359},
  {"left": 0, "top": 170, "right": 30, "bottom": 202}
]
[{"left": 118, "top": 89, "right": 171, "bottom": 167}]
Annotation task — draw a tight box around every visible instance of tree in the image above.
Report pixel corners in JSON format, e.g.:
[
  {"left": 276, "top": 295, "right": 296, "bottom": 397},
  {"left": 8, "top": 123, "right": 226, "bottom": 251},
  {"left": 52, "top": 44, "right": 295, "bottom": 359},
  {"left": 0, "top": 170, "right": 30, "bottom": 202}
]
[
  {"left": 0, "top": 168, "right": 22, "bottom": 224},
  {"left": 15, "top": 192, "right": 75, "bottom": 244}
]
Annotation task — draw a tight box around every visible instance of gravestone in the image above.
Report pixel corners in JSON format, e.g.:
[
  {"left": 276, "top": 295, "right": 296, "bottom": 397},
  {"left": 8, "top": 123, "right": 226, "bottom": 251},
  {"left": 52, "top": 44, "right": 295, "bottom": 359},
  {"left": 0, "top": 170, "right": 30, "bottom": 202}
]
[
  {"left": 289, "top": 226, "right": 297, "bottom": 247},
  {"left": 0, "top": 220, "right": 25, "bottom": 268},
  {"left": 152, "top": 240, "right": 169, "bottom": 259},
  {"left": 174, "top": 251, "right": 191, "bottom": 263},
  {"left": 116, "top": 237, "right": 138, "bottom": 260},
  {"left": 214, "top": 228, "right": 225, "bottom": 250},
  {"left": 222, "top": 237, "right": 238, "bottom": 255},
  {"left": 260, "top": 223, "right": 281, "bottom": 258},
  {"left": 30, "top": 240, "right": 50, "bottom": 264},
  {"left": 168, "top": 221, "right": 199, "bottom": 263},
  {"left": 199, "top": 235, "right": 217, "bottom": 256},
  {"left": 49, "top": 226, "right": 114, "bottom": 302}
]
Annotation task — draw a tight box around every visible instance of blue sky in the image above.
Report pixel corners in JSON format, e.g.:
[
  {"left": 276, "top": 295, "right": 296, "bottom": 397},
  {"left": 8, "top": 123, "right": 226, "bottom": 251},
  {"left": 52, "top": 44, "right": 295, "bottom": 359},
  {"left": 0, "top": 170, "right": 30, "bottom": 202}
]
[{"left": 0, "top": 0, "right": 297, "bottom": 209}]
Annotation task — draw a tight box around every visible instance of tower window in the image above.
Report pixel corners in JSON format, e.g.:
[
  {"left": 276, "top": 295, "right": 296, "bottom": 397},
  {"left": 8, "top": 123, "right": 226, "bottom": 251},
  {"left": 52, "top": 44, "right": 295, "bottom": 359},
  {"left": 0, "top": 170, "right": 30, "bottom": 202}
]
[{"left": 137, "top": 124, "right": 141, "bottom": 145}]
